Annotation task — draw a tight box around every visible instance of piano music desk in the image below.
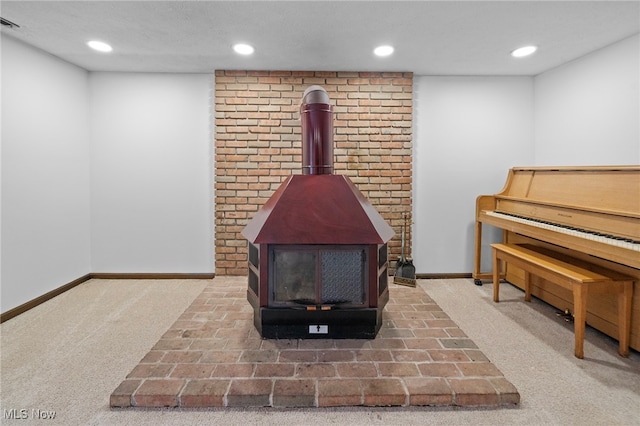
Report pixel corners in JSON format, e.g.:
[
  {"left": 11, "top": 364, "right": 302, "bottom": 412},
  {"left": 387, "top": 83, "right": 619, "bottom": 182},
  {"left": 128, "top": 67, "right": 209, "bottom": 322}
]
[{"left": 491, "top": 243, "right": 633, "bottom": 359}]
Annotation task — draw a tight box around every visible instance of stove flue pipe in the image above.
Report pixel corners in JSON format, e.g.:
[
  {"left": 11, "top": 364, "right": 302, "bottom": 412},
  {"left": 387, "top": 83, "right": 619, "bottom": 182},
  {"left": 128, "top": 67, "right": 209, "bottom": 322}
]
[{"left": 300, "top": 85, "right": 334, "bottom": 175}]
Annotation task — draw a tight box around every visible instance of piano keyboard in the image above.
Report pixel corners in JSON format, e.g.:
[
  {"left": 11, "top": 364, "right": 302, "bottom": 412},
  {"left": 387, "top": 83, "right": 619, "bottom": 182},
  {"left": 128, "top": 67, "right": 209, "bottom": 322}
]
[{"left": 485, "top": 211, "right": 640, "bottom": 253}]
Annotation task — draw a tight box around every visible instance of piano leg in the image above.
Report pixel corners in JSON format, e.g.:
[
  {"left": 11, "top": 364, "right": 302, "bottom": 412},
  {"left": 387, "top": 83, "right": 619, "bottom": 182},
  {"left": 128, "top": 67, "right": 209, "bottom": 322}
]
[
  {"left": 474, "top": 221, "right": 483, "bottom": 286},
  {"left": 617, "top": 281, "right": 633, "bottom": 357},
  {"left": 492, "top": 249, "right": 500, "bottom": 302},
  {"left": 572, "top": 282, "right": 587, "bottom": 359},
  {"left": 524, "top": 272, "right": 532, "bottom": 302},
  {"left": 473, "top": 221, "right": 507, "bottom": 286}
]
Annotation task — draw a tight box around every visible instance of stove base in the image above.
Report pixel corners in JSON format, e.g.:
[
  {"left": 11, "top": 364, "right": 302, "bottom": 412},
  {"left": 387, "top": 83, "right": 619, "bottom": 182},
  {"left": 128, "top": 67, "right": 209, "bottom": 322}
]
[{"left": 254, "top": 306, "right": 384, "bottom": 339}]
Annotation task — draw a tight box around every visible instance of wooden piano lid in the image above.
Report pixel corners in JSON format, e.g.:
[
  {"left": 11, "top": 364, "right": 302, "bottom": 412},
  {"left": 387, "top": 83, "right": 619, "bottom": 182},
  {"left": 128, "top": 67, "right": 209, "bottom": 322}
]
[{"left": 498, "top": 165, "right": 640, "bottom": 217}]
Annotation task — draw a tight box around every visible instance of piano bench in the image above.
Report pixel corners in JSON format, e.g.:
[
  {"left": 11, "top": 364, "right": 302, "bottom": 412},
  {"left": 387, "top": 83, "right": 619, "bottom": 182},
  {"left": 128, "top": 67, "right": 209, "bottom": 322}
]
[{"left": 490, "top": 243, "right": 634, "bottom": 359}]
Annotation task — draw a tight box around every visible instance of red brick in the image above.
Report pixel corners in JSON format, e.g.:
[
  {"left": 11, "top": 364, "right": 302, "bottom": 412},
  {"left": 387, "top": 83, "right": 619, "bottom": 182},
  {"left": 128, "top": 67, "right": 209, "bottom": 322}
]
[
  {"left": 140, "top": 350, "right": 165, "bottom": 363},
  {"left": 278, "top": 350, "right": 317, "bottom": 363},
  {"left": 336, "top": 362, "right": 378, "bottom": 378},
  {"left": 317, "top": 350, "right": 355, "bottom": 362},
  {"left": 254, "top": 363, "right": 296, "bottom": 377},
  {"left": 161, "top": 350, "right": 202, "bottom": 364},
  {"left": 126, "top": 364, "right": 174, "bottom": 379},
  {"left": 457, "top": 362, "right": 503, "bottom": 377},
  {"left": 214, "top": 71, "right": 413, "bottom": 273},
  {"left": 152, "top": 338, "right": 192, "bottom": 351},
  {"left": 111, "top": 278, "right": 520, "bottom": 409},
  {"left": 403, "top": 338, "right": 442, "bottom": 350},
  {"left": 361, "top": 378, "right": 407, "bottom": 406},
  {"left": 404, "top": 378, "right": 453, "bottom": 406},
  {"left": 449, "top": 378, "right": 500, "bottom": 406},
  {"left": 295, "top": 363, "right": 336, "bottom": 378},
  {"left": 317, "top": 379, "right": 362, "bottom": 406},
  {"left": 418, "top": 363, "right": 461, "bottom": 377},
  {"left": 428, "top": 349, "right": 471, "bottom": 362},
  {"left": 180, "top": 379, "right": 230, "bottom": 407},
  {"left": 212, "top": 363, "right": 255, "bottom": 378},
  {"left": 226, "top": 379, "right": 273, "bottom": 407},
  {"left": 110, "top": 379, "right": 141, "bottom": 407},
  {"left": 239, "top": 349, "right": 278, "bottom": 363},
  {"left": 355, "top": 349, "right": 393, "bottom": 362},
  {"left": 170, "top": 364, "right": 215, "bottom": 378},
  {"left": 133, "top": 379, "right": 185, "bottom": 407},
  {"left": 377, "top": 362, "right": 420, "bottom": 377},
  {"left": 490, "top": 377, "right": 521, "bottom": 405},
  {"left": 390, "top": 349, "right": 431, "bottom": 362},
  {"left": 272, "top": 379, "right": 316, "bottom": 407},
  {"left": 464, "top": 349, "right": 490, "bottom": 362}
]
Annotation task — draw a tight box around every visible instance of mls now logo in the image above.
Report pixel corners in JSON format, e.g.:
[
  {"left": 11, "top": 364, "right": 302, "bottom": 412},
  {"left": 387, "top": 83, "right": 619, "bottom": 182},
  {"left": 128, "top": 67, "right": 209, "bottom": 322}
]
[{"left": 3, "top": 408, "right": 57, "bottom": 420}]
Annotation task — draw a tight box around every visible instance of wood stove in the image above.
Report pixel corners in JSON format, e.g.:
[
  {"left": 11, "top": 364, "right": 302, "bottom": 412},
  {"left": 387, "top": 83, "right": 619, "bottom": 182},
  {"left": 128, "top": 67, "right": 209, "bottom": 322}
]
[{"left": 242, "top": 86, "right": 394, "bottom": 339}]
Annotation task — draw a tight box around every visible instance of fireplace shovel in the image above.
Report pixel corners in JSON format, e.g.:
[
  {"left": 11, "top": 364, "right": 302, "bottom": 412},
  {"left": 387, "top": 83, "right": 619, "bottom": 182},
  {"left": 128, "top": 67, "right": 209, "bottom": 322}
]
[{"left": 394, "top": 213, "right": 416, "bottom": 287}]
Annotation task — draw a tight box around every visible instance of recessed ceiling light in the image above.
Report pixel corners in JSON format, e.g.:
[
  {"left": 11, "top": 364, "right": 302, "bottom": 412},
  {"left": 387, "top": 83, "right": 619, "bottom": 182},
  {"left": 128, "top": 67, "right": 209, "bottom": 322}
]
[
  {"left": 87, "top": 40, "right": 112, "bottom": 53},
  {"left": 233, "top": 43, "right": 255, "bottom": 55},
  {"left": 511, "top": 45, "right": 537, "bottom": 58},
  {"left": 374, "top": 45, "right": 394, "bottom": 57}
]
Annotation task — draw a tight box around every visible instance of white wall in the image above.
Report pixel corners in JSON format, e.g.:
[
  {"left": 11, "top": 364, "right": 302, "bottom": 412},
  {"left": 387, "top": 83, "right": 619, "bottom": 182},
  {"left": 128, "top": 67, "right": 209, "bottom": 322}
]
[
  {"left": 1, "top": 36, "right": 91, "bottom": 311},
  {"left": 534, "top": 34, "right": 640, "bottom": 165},
  {"left": 2, "top": 39, "right": 213, "bottom": 313},
  {"left": 412, "top": 34, "right": 639, "bottom": 274},
  {"left": 89, "top": 73, "right": 213, "bottom": 273},
  {"left": 413, "top": 76, "right": 534, "bottom": 273},
  {"left": 2, "top": 32, "right": 638, "bottom": 312}
]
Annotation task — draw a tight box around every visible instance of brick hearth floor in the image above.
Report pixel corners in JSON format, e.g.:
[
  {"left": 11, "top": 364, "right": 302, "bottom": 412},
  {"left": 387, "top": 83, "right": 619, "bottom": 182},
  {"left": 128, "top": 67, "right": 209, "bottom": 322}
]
[{"left": 110, "top": 276, "right": 519, "bottom": 408}]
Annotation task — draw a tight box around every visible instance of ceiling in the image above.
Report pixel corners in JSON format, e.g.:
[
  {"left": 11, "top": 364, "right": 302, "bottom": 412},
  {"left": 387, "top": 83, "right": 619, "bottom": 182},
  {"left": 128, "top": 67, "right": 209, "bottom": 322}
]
[{"left": 1, "top": 1, "right": 639, "bottom": 76}]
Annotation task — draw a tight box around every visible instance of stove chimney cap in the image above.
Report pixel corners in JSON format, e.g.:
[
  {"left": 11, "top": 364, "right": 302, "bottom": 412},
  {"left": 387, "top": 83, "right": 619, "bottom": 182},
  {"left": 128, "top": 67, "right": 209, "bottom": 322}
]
[{"left": 302, "top": 85, "right": 330, "bottom": 104}]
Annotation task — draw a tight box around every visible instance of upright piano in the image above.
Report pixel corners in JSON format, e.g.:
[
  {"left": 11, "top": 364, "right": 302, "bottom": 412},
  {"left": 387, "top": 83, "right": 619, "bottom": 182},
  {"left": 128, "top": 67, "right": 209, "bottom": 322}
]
[{"left": 473, "top": 166, "right": 640, "bottom": 351}]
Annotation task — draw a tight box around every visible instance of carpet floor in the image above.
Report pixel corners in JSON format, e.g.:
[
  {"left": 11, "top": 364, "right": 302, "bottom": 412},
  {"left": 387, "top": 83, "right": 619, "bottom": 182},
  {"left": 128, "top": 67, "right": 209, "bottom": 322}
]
[{"left": 1, "top": 277, "right": 638, "bottom": 425}]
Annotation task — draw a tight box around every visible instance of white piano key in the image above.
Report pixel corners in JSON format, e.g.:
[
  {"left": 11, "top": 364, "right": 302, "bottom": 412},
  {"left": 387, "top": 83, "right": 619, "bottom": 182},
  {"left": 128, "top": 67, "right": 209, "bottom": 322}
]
[{"left": 485, "top": 211, "right": 640, "bottom": 252}]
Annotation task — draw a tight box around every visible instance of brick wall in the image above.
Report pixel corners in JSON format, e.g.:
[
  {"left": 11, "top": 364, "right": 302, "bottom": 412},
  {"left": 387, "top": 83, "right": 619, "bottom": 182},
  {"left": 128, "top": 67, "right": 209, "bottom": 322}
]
[{"left": 214, "top": 70, "right": 413, "bottom": 275}]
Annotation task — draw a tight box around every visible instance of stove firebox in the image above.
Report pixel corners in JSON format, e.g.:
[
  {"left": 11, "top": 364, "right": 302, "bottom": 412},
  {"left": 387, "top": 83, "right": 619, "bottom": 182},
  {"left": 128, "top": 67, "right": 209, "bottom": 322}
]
[
  {"left": 271, "top": 245, "right": 367, "bottom": 308},
  {"left": 242, "top": 86, "right": 394, "bottom": 339}
]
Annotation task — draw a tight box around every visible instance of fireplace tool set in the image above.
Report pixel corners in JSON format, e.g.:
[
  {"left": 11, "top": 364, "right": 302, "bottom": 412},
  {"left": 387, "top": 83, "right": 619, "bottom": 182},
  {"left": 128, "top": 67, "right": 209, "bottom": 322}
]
[{"left": 394, "top": 212, "right": 416, "bottom": 287}]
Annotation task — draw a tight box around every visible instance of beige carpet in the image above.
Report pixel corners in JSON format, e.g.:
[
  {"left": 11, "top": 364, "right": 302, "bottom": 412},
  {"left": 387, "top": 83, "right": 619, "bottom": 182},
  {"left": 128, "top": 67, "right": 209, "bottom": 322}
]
[{"left": 1, "top": 277, "right": 639, "bottom": 425}]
